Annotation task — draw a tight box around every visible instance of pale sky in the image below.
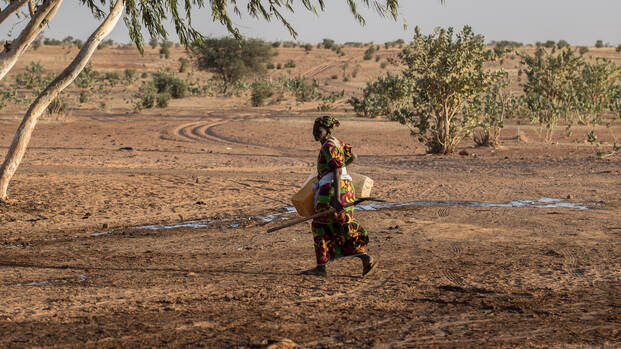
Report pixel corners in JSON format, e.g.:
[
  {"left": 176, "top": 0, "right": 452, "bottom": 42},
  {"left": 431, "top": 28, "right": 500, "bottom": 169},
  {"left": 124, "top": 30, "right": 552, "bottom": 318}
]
[{"left": 1, "top": 0, "right": 620, "bottom": 46}]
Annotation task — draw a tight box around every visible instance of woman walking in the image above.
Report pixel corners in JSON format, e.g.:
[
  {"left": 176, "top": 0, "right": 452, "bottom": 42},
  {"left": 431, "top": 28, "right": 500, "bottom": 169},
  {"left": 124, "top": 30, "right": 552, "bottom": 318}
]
[{"left": 302, "top": 115, "right": 376, "bottom": 277}]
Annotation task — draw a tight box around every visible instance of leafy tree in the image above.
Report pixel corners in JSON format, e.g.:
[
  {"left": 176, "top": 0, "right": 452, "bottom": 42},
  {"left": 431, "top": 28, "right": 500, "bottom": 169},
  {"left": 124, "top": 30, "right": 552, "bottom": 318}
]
[
  {"left": 519, "top": 48, "right": 584, "bottom": 142},
  {"left": 467, "top": 73, "right": 517, "bottom": 147},
  {"left": 544, "top": 40, "right": 556, "bottom": 48},
  {"left": 556, "top": 40, "right": 570, "bottom": 49},
  {"left": 347, "top": 72, "right": 412, "bottom": 118},
  {"left": 322, "top": 38, "right": 336, "bottom": 49},
  {"left": 391, "top": 26, "right": 501, "bottom": 154},
  {"left": 0, "top": 0, "right": 402, "bottom": 201},
  {"left": 573, "top": 57, "right": 620, "bottom": 127},
  {"left": 616, "top": 44, "right": 621, "bottom": 53},
  {"left": 195, "top": 37, "right": 273, "bottom": 92},
  {"left": 595, "top": 40, "right": 604, "bottom": 48}
]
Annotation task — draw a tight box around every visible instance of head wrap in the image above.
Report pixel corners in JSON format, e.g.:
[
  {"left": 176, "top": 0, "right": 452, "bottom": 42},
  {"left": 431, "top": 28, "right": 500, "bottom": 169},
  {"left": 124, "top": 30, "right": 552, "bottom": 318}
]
[{"left": 314, "top": 115, "right": 340, "bottom": 131}]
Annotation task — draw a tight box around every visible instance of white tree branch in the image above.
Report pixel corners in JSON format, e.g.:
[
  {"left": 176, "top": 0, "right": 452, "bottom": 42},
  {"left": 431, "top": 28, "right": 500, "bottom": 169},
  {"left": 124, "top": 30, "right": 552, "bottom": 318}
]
[
  {"left": 0, "top": 0, "right": 28, "bottom": 25},
  {"left": 0, "top": 0, "right": 62, "bottom": 82}
]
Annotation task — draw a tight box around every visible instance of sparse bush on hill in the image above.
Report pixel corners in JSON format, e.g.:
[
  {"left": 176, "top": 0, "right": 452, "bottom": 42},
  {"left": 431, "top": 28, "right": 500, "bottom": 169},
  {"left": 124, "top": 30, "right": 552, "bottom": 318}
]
[
  {"left": 557, "top": 40, "right": 570, "bottom": 49},
  {"left": 79, "top": 90, "right": 90, "bottom": 104},
  {"left": 104, "top": 71, "right": 122, "bottom": 86},
  {"left": 160, "top": 41, "right": 173, "bottom": 59},
  {"left": 0, "top": 88, "right": 17, "bottom": 110},
  {"left": 344, "top": 42, "right": 363, "bottom": 48},
  {"left": 132, "top": 81, "right": 157, "bottom": 111},
  {"left": 32, "top": 37, "right": 42, "bottom": 51},
  {"left": 124, "top": 68, "right": 137, "bottom": 83},
  {"left": 149, "top": 38, "right": 159, "bottom": 49},
  {"left": 98, "top": 39, "right": 114, "bottom": 49},
  {"left": 15, "top": 61, "right": 47, "bottom": 89},
  {"left": 595, "top": 40, "right": 604, "bottom": 48},
  {"left": 579, "top": 46, "right": 589, "bottom": 55},
  {"left": 74, "top": 65, "right": 99, "bottom": 89},
  {"left": 250, "top": 80, "right": 274, "bottom": 106},
  {"left": 156, "top": 92, "right": 171, "bottom": 108},
  {"left": 194, "top": 37, "right": 273, "bottom": 93},
  {"left": 283, "top": 76, "right": 320, "bottom": 102},
  {"left": 43, "top": 38, "right": 62, "bottom": 46},
  {"left": 322, "top": 38, "right": 335, "bottom": 50},
  {"left": 178, "top": 57, "right": 190, "bottom": 73},
  {"left": 152, "top": 70, "right": 188, "bottom": 98},
  {"left": 363, "top": 45, "right": 376, "bottom": 60},
  {"left": 284, "top": 59, "right": 296, "bottom": 68}
]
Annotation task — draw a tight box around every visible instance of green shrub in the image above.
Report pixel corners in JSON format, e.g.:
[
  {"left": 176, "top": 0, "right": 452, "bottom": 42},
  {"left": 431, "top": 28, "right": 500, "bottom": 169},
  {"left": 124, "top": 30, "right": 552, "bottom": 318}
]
[
  {"left": 103, "top": 71, "right": 122, "bottom": 86},
  {"left": 363, "top": 46, "right": 376, "bottom": 60},
  {"left": 380, "top": 61, "right": 387, "bottom": 69},
  {"left": 390, "top": 26, "right": 501, "bottom": 154},
  {"left": 43, "top": 38, "right": 62, "bottom": 46},
  {"left": 375, "top": 55, "right": 381, "bottom": 62},
  {"left": 79, "top": 90, "right": 90, "bottom": 104},
  {"left": 32, "top": 38, "right": 42, "bottom": 50},
  {"left": 519, "top": 48, "right": 584, "bottom": 141},
  {"left": 616, "top": 44, "right": 621, "bottom": 53},
  {"left": 133, "top": 82, "right": 157, "bottom": 111},
  {"left": 284, "top": 59, "right": 296, "bottom": 68},
  {"left": 152, "top": 71, "right": 187, "bottom": 98},
  {"left": 156, "top": 92, "right": 171, "bottom": 108},
  {"left": 595, "top": 40, "right": 604, "bottom": 48},
  {"left": 579, "top": 46, "right": 589, "bottom": 55},
  {"left": 322, "top": 38, "right": 335, "bottom": 50},
  {"left": 160, "top": 41, "right": 173, "bottom": 59},
  {"left": 178, "top": 57, "right": 190, "bottom": 73},
  {"left": 250, "top": 80, "right": 274, "bottom": 106},
  {"left": 303, "top": 43, "right": 313, "bottom": 52},
  {"left": 282, "top": 76, "right": 319, "bottom": 102},
  {"left": 47, "top": 96, "right": 67, "bottom": 115},
  {"left": 276, "top": 63, "right": 282, "bottom": 69},
  {"left": 272, "top": 41, "right": 281, "bottom": 48},
  {"left": 266, "top": 62, "right": 275, "bottom": 69},
  {"left": 124, "top": 68, "right": 137, "bottom": 83},
  {"left": 544, "top": 40, "right": 555, "bottom": 48},
  {"left": 557, "top": 40, "right": 570, "bottom": 49}
]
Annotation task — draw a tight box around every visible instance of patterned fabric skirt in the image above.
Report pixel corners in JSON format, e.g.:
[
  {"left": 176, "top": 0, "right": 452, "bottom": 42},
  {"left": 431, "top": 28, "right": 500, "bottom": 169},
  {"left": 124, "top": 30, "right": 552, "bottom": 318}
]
[{"left": 311, "top": 179, "right": 369, "bottom": 265}]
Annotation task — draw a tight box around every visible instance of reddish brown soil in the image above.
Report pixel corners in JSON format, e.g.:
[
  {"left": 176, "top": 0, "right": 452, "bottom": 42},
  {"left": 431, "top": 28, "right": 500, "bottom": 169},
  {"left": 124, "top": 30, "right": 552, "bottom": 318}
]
[
  {"left": 0, "top": 45, "right": 619, "bottom": 348},
  {"left": 0, "top": 108, "right": 619, "bottom": 348}
]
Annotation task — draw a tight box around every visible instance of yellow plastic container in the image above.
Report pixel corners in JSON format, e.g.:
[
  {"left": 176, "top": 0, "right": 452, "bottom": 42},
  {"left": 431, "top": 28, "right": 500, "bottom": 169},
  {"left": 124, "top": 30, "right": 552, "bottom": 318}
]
[{"left": 291, "top": 170, "right": 373, "bottom": 217}]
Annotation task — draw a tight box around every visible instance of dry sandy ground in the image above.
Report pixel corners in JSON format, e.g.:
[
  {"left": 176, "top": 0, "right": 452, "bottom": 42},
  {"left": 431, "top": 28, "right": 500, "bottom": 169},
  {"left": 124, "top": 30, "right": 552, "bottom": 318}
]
[
  {"left": 0, "top": 106, "right": 619, "bottom": 348},
  {"left": 0, "top": 44, "right": 620, "bottom": 347}
]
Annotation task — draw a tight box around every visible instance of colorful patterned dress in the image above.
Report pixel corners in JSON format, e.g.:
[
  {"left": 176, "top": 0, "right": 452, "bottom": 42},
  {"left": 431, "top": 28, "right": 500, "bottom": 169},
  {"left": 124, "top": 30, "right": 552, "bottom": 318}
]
[{"left": 311, "top": 136, "right": 369, "bottom": 265}]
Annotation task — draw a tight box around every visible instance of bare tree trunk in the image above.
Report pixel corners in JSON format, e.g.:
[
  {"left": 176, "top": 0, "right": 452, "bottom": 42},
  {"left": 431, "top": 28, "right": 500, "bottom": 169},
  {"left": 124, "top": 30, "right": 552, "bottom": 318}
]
[
  {"left": 0, "top": 0, "right": 62, "bottom": 82},
  {"left": 0, "top": 0, "right": 125, "bottom": 201},
  {"left": 0, "top": 0, "right": 28, "bottom": 25}
]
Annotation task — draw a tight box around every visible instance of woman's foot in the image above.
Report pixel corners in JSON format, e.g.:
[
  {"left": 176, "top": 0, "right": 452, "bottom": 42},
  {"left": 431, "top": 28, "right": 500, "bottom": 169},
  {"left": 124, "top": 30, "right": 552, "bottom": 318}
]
[
  {"left": 301, "top": 265, "right": 327, "bottom": 277},
  {"left": 360, "top": 254, "right": 377, "bottom": 277}
]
